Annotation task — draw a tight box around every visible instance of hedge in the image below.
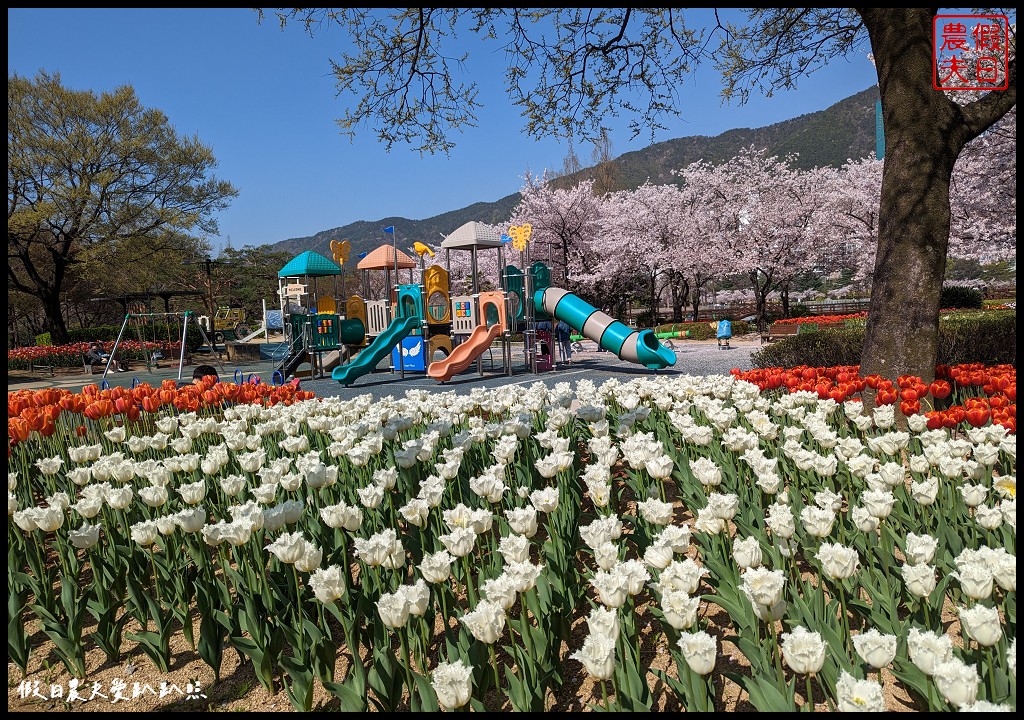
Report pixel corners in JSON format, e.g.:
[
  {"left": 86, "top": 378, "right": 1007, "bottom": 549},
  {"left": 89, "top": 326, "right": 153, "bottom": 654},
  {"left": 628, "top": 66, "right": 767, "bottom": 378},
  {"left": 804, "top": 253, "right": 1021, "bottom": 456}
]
[
  {"left": 653, "top": 320, "right": 752, "bottom": 341},
  {"left": 752, "top": 310, "right": 1016, "bottom": 369},
  {"left": 31, "top": 322, "right": 204, "bottom": 353}
]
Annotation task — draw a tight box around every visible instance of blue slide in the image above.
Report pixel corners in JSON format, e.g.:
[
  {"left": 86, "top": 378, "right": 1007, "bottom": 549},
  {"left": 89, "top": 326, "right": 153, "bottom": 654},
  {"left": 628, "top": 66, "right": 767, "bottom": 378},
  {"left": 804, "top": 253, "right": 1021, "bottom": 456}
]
[
  {"left": 332, "top": 315, "right": 420, "bottom": 386},
  {"left": 535, "top": 287, "right": 676, "bottom": 369}
]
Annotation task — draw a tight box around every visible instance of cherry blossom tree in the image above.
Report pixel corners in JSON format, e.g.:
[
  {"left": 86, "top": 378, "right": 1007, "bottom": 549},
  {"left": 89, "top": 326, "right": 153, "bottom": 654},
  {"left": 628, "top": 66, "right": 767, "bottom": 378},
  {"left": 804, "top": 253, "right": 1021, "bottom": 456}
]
[
  {"left": 672, "top": 161, "right": 753, "bottom": 321},
  {"left": 949, "top": 103, "right": 1016, "bottom": 265},
  {"left": 597, "top": 184, "right": 678, "bottom": 324},
  {"left": 509, "top": 173, "right": 606, "bottom": 290}
]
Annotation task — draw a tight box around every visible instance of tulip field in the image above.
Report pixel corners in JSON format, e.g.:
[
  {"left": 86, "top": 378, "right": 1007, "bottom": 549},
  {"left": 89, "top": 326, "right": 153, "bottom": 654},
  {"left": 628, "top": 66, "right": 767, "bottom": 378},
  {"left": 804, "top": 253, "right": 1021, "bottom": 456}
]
[{"left": 7, "top": 363, "right": 1016, "bottom": 711}]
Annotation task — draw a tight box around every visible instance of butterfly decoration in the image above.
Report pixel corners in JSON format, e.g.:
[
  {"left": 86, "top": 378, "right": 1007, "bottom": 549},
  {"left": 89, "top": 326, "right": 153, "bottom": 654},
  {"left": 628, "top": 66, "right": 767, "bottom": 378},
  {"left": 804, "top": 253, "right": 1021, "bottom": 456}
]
[
  {"left": 508, "top": 224, "right": 532, "bottom": 252},
  {"left": 330, "top": 239, "right": 351, "bottom": 266}
]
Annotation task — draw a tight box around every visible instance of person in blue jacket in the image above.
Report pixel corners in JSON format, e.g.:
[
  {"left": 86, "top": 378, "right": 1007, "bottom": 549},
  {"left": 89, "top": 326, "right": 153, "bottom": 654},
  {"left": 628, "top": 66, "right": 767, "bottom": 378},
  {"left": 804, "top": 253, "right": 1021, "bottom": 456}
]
[{"left": 716, "top": 317, "right": 733, "bottom": 349}]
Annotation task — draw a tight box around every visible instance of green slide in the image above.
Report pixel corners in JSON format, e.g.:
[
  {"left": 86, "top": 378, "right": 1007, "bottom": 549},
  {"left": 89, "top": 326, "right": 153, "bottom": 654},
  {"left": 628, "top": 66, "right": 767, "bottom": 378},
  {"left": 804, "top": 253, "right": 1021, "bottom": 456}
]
[{"left": 332, "top": 315, "right": 420, "bottom": 386}]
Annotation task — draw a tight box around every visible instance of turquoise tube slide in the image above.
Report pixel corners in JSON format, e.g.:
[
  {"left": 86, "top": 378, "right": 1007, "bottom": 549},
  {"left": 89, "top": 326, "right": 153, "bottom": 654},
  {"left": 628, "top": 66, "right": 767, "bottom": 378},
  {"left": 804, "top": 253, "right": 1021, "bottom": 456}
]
[
  {"left": 332, "top": 315, "right": 420, "bottom": 386},
  {"left": 535, "top": 287, "right": 676, "bottom": 369}
]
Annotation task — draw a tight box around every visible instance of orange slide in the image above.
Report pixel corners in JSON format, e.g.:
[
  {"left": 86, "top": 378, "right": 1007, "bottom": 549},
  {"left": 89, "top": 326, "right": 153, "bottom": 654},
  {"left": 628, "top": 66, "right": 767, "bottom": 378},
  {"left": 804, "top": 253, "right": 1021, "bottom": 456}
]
[{"left": 427, "top": 324, "right": 503, "bottom": 382}]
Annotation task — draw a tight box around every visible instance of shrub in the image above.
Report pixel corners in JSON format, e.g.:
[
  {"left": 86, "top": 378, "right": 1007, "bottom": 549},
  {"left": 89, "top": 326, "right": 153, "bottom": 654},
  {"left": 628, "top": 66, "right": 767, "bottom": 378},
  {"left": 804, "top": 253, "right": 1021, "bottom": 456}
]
[
  {"left": 940, "top": 285, "right": 984, "bottom": 309},
  {"left": 936, "top": 310, "right": 1016, "bottom": 365},
  {"left": 653, "top": 320, "right": 751, "bottom": 341},
  {"left": 22, "top": 323, "right": 205, "bottom": 353},
  {"left": 752, "top": 310, "right": 1016, "bottom": 369},
  {"left": 752, "top": 327, "right": 865, "bottom": 368}
]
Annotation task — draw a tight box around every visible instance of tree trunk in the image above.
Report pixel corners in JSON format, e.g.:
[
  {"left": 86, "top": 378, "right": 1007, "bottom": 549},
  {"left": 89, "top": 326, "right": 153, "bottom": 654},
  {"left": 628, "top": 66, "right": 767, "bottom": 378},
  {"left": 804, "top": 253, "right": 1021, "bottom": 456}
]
[
  {"left": 780, "top": 285, "right": 791, "bottom": 318},
  {"left": 670, "top": 272, "right": 688, "bottom": 323},
  {"left": 749, "top": 270, "right": 772, "bottom": 333},
  {"left": 41, "top": 289, "right": 70, "bottom": 345},
  {"left": 856, "top": 9, "right": 1010, "bottom": 383},
  {"left": 649, "top": 271, "right": 658, "bottom": 327},
  {"left": 690, "top": 287, "right": 701, "bottom": 322}
]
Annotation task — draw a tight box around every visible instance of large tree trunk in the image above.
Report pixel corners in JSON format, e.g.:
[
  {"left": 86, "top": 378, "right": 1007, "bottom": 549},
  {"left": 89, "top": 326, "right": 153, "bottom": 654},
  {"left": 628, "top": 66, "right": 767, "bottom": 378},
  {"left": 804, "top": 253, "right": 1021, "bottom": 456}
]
[
  {"left": 40, "top": 289, "right": 70, "bottom": 345},
  {"left": 858, "top": 9, "right": 982, "bottom": 383},
  {"left": 749, "top": 269, "right": 772, "bottom": 333},
  {"left": 669, "top": 272, "right": 688, "bottom": 323},
  {"left": 649, "top": 271, "right": 658, "bottom": 327},
  {"left": 780, "top": 284, "right": 791, "bottom": 318}
]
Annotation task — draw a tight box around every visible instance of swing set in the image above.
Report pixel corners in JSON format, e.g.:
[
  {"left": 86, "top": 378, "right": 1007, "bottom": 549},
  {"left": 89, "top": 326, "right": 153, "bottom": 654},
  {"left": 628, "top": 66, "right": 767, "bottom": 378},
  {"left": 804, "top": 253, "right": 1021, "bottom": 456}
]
[{"left": 104, "top": 310, "right": 220, "bottom": 383}]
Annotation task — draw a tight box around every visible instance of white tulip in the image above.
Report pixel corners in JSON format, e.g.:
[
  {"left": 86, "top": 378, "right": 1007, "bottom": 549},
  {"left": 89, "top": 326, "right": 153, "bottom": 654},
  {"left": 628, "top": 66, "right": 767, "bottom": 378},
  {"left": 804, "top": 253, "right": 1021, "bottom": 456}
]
[
  {"left": 816, "top": 542, "right": 859, "bottom": 580},
  {"left": 781, "top": 625, "right": 826, "bottom": 675},
  {"left": 506, "top": 506, "right": 539, "bottom": 537},
  {"left": 800, "top": 505, "right": 835, "bottom": 538},
  {"left": 953, "top": 565, "right": 994, "bottom": 601},
  {"left": 906, "top": 627, "right": 953, "bottom": 676},
  {"left": 901, "top": 563, "right": 937, "bottom": 598},
  {"left": 266, "top": 531, "right": 308, "bottom": 564},
  {"left": 570, "top": 633, "right": 616, "bottom": 680},
  {"left": 932, "top": 658, "right": 979, "bottom": 708},
  {"left": 309, "top": 565, "right": 346, "bottom": 604},
  {"left": 460, "top": 599, "right": 506, "bottom": 644},
  {"left": 431, "top": 659, "right": 473, "bottom": 710},
  {"left": 419, "top": 549, "right": 454, "bottom": 584},
  {"left": 835, "top": 670, "right": 885, "bottom": 712},
  {"left": 677, "top": 631, "right": 717, "bottom": 675},
  {"left": 958, "top": 604, "right": 1002, "bottom": 647},
  {"left": 660, "top": 588, "right": 699, "bottom": 631},
  {"left": 498, "top": 533, "right": 531, "bottom": 564},
  {"left": 852, "top": 628, "right": 897, "bottom": 669},
  {"left": 904, "top": 533, "right": 938, "bottom": 565},
  {"left": 69, "top": 522, "right": 100, "bottom": 549}
]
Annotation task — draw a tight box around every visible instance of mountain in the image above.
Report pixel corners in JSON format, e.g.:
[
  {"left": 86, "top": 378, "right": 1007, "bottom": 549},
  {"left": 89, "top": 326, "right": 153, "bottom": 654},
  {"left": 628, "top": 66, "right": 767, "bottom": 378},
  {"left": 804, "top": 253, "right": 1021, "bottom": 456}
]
[{"left": 270, "top": 85, "right": 880, "bottom": 260}]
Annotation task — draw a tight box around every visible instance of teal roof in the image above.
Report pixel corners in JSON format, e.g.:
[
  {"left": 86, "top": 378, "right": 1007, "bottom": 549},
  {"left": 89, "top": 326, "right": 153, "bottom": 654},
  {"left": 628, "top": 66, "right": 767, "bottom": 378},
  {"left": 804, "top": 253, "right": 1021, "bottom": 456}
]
[{"left": 278, "top": 251, "right": 342, "bottom": 278}]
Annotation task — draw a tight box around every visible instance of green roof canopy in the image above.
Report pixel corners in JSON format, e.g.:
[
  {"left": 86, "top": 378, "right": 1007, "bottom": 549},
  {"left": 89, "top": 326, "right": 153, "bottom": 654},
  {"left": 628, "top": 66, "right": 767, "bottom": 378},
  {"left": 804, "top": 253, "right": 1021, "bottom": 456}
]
[{"left": 278, "top": 251, "right": 342, "bottom": 278}]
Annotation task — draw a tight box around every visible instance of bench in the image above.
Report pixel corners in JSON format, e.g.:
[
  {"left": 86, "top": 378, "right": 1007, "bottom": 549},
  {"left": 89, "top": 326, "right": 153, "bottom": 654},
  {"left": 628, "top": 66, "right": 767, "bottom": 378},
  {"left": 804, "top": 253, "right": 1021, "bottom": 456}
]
[
  {"left": 761, "top": 322, "right": 800, "bottom": 344},
  {"left": 32, "top": 364, "right": 55, "bottom": 377}
]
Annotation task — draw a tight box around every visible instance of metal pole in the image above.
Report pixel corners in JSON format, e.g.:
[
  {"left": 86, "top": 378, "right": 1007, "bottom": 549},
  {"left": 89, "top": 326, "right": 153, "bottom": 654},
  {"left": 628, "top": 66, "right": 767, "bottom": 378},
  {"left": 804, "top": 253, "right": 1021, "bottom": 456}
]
[
  {"left": 106, "top": 314, "right": 131, "bottom": 380},
  {"left": 392, "top": 228, "right": 405, "bottom": 380},
  {"left": 472, "top": 245, "right": 482, "bottom": 376},
  {"left": 178, "top": 311, "right": 190, "bottom": 381}
]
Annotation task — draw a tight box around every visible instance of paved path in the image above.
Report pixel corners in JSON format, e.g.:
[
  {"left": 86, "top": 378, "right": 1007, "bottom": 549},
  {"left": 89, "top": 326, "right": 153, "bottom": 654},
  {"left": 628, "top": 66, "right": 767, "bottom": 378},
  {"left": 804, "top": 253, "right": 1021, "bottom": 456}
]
[{"left": 8, "top": 336, "right": 764, "bottom": 400}]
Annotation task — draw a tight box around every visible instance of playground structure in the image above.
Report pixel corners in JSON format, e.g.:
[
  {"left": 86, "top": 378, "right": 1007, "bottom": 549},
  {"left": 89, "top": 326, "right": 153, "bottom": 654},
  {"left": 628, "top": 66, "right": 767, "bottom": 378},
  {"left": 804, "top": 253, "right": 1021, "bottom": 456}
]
[
  {"left": 274, "top": 251, "right": 366, "bottom": 382},
  {"left": 332, "top": 240, "right": 456, "bottom": 386},
  {"left": 423, "top": 219, "right": 676, "bottom": 383},
  {"left": 427, "top": 222, "right": 512, "bottom": 382},
  {"left": 267, "top": 219, "right": 676, "bottom": 386}
]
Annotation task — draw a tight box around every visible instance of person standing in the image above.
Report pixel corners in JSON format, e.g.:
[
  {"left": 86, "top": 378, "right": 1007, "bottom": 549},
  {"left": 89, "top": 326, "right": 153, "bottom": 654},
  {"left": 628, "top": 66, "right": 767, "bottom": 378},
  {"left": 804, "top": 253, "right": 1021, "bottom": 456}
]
[{"left": 555, "top": 320, "right": 573, "bottom": 365}]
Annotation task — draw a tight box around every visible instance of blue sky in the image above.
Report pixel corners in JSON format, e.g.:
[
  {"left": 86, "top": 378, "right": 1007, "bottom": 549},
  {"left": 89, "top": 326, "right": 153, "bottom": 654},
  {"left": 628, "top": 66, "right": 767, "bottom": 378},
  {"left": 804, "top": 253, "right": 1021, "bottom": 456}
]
[{"left": 9, "top": 8, "right": 881, "bottom": 252}]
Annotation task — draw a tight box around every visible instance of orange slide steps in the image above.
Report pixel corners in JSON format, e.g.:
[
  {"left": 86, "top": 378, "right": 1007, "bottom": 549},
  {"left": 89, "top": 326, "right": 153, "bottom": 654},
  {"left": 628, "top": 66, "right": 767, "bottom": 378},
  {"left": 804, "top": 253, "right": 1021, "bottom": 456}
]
[{"left": 427, "top": 324, "right": 502, "bottom": 382}]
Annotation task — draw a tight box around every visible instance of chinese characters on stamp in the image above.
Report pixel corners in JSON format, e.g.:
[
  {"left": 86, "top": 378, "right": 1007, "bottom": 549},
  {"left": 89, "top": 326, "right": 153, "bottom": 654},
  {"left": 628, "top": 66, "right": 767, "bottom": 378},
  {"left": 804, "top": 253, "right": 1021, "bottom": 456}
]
[{"left": 933, "top": 14, "right": 1010, "bottom": 91}]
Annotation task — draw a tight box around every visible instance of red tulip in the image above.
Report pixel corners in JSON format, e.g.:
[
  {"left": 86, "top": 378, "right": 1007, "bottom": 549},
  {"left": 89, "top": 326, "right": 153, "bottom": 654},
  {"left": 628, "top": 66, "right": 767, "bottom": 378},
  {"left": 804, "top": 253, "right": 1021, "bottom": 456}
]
[
  {"left": 965, "top": 406, "right": 991, "bottom": 428},
  {"left": 8, "top": 417, "right": 30, "bottom": 443},
  {"left": 900, "top": 388, "right": 919, "bottom": 402},
  {"left": 875, "top": 387, "right": 898, "bottom": 405},
  {"left": 900, "top": 399, "right": 921, "bottom": 416},
  {"left": 929, "top": 380, "right": 951, "bottom": 400}
]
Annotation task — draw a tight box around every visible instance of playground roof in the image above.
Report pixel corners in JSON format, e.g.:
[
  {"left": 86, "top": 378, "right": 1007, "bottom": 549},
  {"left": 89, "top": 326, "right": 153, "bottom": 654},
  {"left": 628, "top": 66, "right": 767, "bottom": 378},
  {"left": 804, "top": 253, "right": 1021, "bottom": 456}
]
[
  {"left": 440, "top": 221, "right": 503, "bottom": 250},
  {"left": 278, "top": 251, "right": 342, "bottom": 278},
  {"left": 357, "top": 245, "right": 416, "bottom": 270}
]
